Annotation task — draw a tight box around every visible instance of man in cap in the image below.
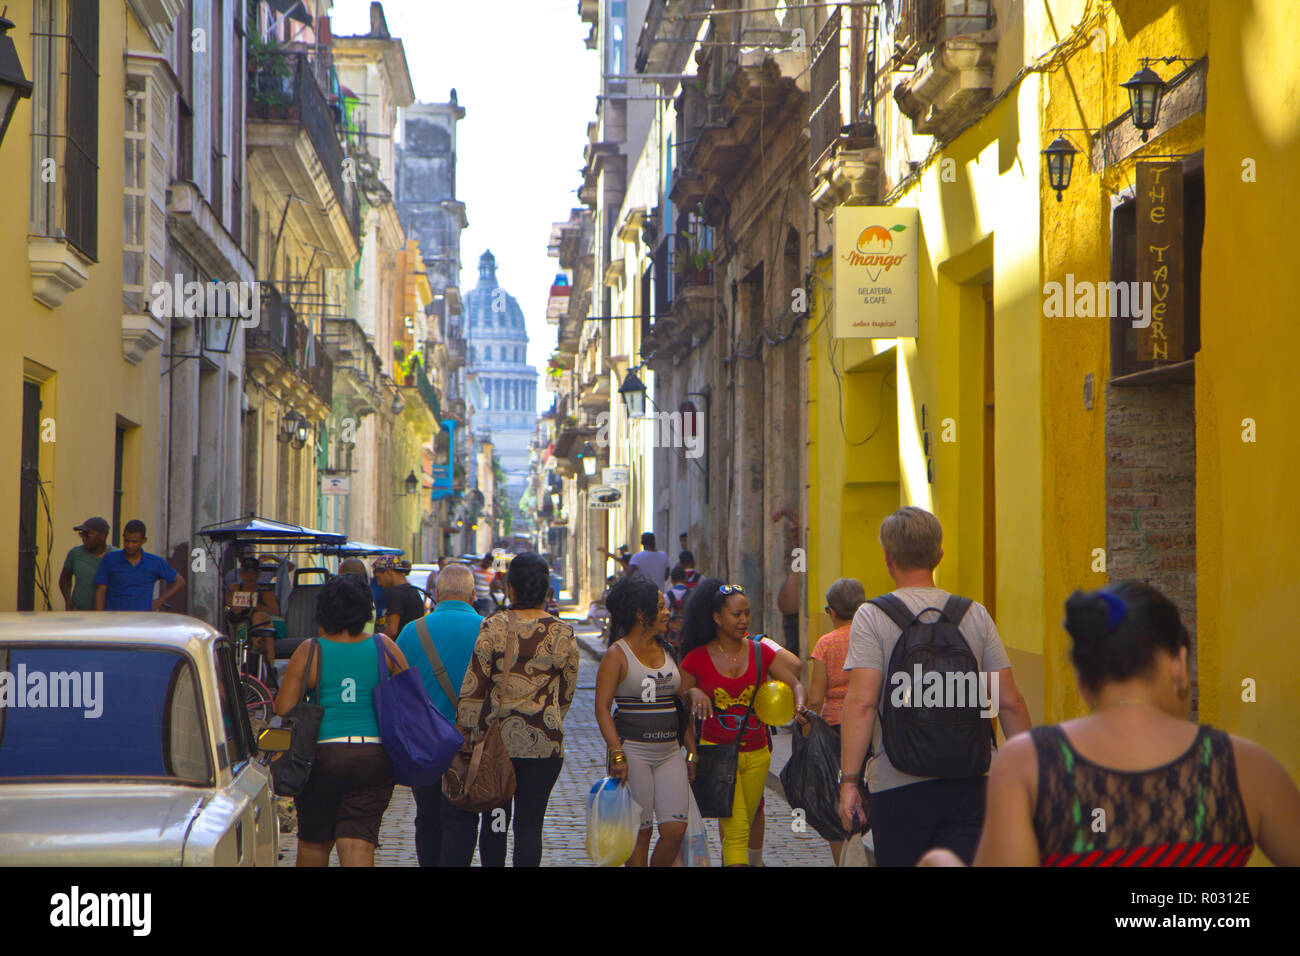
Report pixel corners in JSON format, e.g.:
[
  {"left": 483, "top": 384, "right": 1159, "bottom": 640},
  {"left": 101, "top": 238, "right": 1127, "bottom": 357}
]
[
  {"left": 381, "top": 557, "right": 426, "bottom": 638},
  {"left": 60, "top": 517, "right": 117, "bottom": 610}
]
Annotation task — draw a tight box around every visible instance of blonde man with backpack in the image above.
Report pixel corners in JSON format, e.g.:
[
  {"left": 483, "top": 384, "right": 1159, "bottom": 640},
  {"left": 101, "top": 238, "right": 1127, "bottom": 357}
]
[{"left": 837, "top": 506, "right": 1032, "bottom": 866}]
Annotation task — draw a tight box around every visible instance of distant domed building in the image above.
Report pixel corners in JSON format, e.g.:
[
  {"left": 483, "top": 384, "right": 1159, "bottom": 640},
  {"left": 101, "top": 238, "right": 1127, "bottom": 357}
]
[{"left": 463, "top": 250, "right": 538, "bottom": 524}]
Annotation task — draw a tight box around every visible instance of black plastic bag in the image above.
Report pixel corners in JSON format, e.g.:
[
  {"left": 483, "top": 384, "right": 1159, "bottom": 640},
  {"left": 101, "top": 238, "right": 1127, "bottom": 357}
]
[{"left": 780, "top": 713, "right": 869, "bottom": 841}]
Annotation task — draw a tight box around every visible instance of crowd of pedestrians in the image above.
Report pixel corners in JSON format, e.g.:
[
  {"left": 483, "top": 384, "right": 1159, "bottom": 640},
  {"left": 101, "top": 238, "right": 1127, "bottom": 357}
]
[{"left": 54, "top": 509, "right": 1300, "bottom": 868}]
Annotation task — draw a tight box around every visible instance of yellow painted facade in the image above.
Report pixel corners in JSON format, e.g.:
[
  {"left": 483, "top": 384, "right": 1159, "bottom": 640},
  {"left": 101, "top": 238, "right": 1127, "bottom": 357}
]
[
  {"left": 0, "top": 5, "right": 161, "bottom": 611},
  {"left": 810, "top": 0, "right": 1300, "bottom": 834}
]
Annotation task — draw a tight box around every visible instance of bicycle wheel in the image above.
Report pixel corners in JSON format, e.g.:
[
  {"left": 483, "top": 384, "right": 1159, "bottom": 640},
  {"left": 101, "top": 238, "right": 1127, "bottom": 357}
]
[{"left": 243, "top": 676, "right": 275, "bottom": 734}]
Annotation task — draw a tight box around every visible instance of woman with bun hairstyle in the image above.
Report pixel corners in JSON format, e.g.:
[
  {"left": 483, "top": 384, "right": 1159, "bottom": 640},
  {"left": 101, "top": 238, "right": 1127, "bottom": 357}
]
[
  {"left": 925, "top": 580, "right": 1300, "bottom": 866},
  {"left": 678, "top": 578, "right": 806, "bottom": 866},
  {"left": 594, "top": 575, "right": 696, "bottom": 866}
]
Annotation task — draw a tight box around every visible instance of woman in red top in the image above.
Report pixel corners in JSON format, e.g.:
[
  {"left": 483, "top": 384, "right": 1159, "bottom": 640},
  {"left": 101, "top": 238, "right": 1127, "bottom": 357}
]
[{"left": 679, "top": 578, "right": 805, "bottom": 866}]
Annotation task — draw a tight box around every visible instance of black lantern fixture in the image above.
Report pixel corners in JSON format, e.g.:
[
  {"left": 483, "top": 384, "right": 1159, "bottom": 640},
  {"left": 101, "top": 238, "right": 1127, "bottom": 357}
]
[
  {"left": 618, "top": 368, "right": 647, "bottom": 419},
  {"left": 578, "top": 441, "right": 598, "bottom": 478},
  {"left": 278, "top": 408, "right": 303, "bottom": 444},
  {"left": 550, "top": 491, "right": 561, "bottom": 511},
  {"left": 0, "top": 13, "right": 34, "bottom": 150},
  {"left": 404, "top": 470, "right": 419, "bottom": 496},
  {"left": 200, "top": 314, "right": 239, "bottom": 354},
  {"left": 1121, "top": 65, "right": 1166, "bottom": 142},
  {"left": 1043, "top": 135, "right": 1078, "bottom": 202},
  {"left": 292, "top": 417, "right": 310, "bottom": 449}
]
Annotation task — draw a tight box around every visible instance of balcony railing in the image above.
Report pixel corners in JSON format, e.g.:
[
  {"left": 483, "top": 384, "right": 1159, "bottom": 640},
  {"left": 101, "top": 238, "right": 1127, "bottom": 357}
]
[
  {"left": 248, "top": 283, "right": 294, "bottom": 359},
  {"left": 894, "top": 0, "right": 994, "bottom": 65},
  {"left": 311, "top": 335, "right": 333, "bottom": 406},
  {"left": 249, "top": 52, "right": 360, "bottom": 240},
  {"left": 810, "top": 7, "right": 845, "bottom": 168}
]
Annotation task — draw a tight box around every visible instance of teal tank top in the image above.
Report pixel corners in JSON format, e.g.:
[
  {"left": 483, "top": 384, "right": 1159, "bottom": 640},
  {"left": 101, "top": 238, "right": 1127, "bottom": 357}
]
[{"left": 310, "top": 638, "right": 383, "bottom": 740}]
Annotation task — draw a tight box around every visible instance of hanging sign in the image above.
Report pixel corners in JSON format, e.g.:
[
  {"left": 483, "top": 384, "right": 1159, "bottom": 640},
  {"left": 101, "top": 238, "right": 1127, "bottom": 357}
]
[
  {"left": 602, "top": 466, "right": 629, "bottom": 486},
  {"left": 833, "top": 206, "right": 919, "bottom": 338},
  {"left": 1135, "top": 162, "right": 1184, "bottom": 362},
  {"left": 321, "top": 475, "right": 350, "bottom": 495},
  {"left": 589, "top": 486, "right": 622, "bottom": 509}
]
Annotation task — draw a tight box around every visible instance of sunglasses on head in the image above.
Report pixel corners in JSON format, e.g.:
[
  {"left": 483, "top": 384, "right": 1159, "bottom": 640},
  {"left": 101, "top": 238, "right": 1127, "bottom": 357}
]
[{"left": 719, "top": 584, "right": 745, "bottom": 596}]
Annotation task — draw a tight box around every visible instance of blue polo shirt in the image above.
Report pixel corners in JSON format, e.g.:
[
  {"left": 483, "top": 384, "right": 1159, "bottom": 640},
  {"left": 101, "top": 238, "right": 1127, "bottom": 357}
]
[
  {"left": 92, "top": 550, "right": 178, "bottom": 611},
  {"left": 396, "top": 600, "right": 482, "bottom": 722}
]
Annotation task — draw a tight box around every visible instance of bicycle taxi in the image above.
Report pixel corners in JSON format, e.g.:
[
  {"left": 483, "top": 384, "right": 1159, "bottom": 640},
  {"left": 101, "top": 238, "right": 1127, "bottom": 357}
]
[{"left": 195, "top": 515, "right": 345, "bottom": 733}]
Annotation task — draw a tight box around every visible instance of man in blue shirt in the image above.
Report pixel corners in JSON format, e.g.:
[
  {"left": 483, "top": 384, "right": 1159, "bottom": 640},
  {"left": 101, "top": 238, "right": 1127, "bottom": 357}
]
[
  {"left": 395, "top": 563, "right": 483, "bottom": 867},
  {"left": 93, "top": 519, "right": 185, "bottom": 612}
]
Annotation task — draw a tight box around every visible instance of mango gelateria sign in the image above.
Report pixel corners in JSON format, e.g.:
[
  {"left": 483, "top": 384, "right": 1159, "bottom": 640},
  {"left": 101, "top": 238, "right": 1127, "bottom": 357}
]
[{"left": 833, "top": 206, "right": 919, "bottom": 338}]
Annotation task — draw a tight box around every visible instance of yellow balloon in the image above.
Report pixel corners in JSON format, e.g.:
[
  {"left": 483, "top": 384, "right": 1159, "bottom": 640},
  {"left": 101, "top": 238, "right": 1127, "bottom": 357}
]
[{"left": 754, "top": 680, "right": 795, "bottom": 726}]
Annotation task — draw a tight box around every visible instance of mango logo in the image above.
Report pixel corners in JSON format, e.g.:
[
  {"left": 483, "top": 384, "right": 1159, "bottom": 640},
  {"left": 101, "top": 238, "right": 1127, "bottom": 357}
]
[{"left": 845, "top": 223, "right": 908, "bottom": 280}]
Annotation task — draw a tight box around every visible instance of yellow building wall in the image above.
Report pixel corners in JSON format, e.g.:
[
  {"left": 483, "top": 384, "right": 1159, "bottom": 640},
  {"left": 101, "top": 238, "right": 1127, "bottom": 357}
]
[
  {"left": 1197, "top": 0, "right": 1300, "bottom": 785},
  {"left": 1039, "top": 0, "right": 1209, "bottom": 726},
  {"left": 0, "top": 4, "right": 161, "bottom": 610},
  {"left": 808, "top": 79, "right": 1045, "bottom": 729}
]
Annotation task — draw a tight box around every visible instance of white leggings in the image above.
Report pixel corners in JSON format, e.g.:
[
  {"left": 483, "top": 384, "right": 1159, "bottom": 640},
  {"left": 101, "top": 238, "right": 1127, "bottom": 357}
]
[{"left": 621, "top": 739, "right": 690, "bottom": 830}]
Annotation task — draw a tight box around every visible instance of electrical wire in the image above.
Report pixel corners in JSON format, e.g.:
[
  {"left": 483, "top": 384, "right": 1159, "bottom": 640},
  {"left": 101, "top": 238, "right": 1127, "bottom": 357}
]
[{"left": 827, "top": 336, "right": 897, "bottom": 446}]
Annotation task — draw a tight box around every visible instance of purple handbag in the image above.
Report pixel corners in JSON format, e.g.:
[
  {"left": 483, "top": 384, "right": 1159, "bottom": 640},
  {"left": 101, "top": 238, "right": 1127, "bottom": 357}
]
[{"left": 372, "top": 636, "right": 464, "bottom": 787}]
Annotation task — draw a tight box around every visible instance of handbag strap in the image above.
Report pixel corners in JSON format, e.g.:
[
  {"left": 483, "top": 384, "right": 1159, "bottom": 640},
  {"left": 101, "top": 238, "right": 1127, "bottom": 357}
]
[
  {"left": 300, "top": 638, "right": 319, "bottom": 705},
  {"left": 373, "top": 634, "right": 402, "bottom": 682},
  {"left": 416, "top": 615, "right": 459, "bottom": 705}
]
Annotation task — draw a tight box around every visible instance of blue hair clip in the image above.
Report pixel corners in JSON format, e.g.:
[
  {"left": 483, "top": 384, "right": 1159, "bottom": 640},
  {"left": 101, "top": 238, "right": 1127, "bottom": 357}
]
[{"left": 1097, "top": 590, "right": 1127, "bottom": 632}]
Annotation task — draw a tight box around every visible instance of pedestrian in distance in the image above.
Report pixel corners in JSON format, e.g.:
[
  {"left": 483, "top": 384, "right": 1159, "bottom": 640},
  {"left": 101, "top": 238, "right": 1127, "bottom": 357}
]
[
  {"left": 594, "top": 575, "right": 697, "bottom": 866},
  {"left": 807, "top": 576, "right": 867, "bottom": 863},
  {"left": 921, "top": 580, "right": 1300, "bottom": 867},
  {"left": 665, "top": 567, "right": 690, "bottom": 651},
  {"left": 59, "top": 516, "right": 116, "bottom": 610},
  {"left": 837, "top": 506, "right": 1033, "bottom": 866},
  {"left": 628, "top": 532, "right": 671, "bottom": 593},
  {"left": 471, "top": 552, "right": 496, "bottom": 616},
  {"left": 274, "top": 573, "right": 410, "bottom": 867},
  {"left": 92, "top": 519, "right": 185, "bottom": 612},
  {"left": 451, "top": 552, "right": 579, "bottom": 866},
  {"left": 680, "top": 578, "right": 806, "bottom": 866},
  {"left": 380, "top": 557, "right": 426, "bottom": 639},
  {"left": 672, "top": 549, "right": 701, "bottom": 590},
  {"left": 394, "top": 563, "right": 485, "bottom": 867}
]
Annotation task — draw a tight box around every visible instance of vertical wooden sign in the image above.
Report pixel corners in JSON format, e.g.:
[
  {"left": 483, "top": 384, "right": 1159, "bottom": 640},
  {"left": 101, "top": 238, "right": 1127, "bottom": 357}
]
[{"left": 1136, "top": 162, "right": 1184, "bottom": 362}]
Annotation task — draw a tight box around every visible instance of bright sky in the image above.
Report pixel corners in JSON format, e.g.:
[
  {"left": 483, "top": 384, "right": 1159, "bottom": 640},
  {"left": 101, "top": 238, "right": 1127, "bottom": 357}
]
[{"left": 329, "top": 1, "right": 600, "bottom": 407}]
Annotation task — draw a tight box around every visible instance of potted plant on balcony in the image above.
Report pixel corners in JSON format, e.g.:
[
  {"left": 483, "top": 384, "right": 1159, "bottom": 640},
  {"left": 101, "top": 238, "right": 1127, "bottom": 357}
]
[
  {"left": 249, "top": 35, "right": 292, "bottom": 115},
  {"left": 674, "top": 235, "right": 714, "bottom": 287}
]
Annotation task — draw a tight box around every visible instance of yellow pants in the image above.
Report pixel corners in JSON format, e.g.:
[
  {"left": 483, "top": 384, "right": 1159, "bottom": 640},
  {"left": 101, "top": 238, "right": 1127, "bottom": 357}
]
[{"left": 710, "top": 745, "right": 771, "bottom": 867}]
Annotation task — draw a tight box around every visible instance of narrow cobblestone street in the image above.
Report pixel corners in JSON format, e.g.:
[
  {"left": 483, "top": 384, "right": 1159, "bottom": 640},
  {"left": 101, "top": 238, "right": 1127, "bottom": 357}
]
[{"left": 279, "top": 617, "right": 830, "bottom": 866}]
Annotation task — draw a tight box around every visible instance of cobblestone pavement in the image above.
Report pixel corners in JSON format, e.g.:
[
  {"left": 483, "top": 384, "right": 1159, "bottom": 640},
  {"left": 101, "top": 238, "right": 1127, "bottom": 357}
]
[{"left": 279, "top": 617, "right": 832, "bottom": 866}]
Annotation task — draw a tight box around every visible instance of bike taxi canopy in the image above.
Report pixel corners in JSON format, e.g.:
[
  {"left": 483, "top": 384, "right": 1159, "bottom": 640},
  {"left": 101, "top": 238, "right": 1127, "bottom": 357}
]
[
  {"left": 196, "top": 514, "right": 346, "bottom": 548},
  {"left": 310, "top": 541, "right": 403, "bottom": 557}
]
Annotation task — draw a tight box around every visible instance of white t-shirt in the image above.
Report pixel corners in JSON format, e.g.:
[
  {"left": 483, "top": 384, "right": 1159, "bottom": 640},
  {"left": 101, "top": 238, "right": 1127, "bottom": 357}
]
[
  {"left": 627, "top": 549, "right": 671, "bottom": 592},
  {"left": 843, "top": 587, "right": 1012, "bottom": 794}
]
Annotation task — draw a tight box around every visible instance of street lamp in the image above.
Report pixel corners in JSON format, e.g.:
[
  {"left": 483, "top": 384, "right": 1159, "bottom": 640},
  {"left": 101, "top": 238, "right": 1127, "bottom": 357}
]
[
  {"left": 618, "top": 368, "right": 647, "bottom": 419},
  {"left": 404, "top": 470, "right": 419, "bottom": 496},
  {"left": 578, "top": 441, "right": 598, "bottom": 478},
  {"left": 279, "top": 409, "right": 304, "bottom": 444},
  {"left": 201, "top": 314, "right": 239, "bottom": 354},
  {"left": 1121, "top": 66, "right": 1166, "bottom": 142},
  {"left": 293, "top": 418, "right": 310, "bottom": 449},
  {"left": 0, "top": 14, "right": 33, "bottom": 150},
  {"left": 1043, "top": 135, "right": 1077, "bottom": 202}
]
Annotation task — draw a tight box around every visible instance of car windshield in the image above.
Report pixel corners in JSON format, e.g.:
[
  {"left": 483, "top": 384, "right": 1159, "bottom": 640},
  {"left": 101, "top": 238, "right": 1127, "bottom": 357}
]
[{"left": 0, "top": 644, "right": 212, "bottom": 784}]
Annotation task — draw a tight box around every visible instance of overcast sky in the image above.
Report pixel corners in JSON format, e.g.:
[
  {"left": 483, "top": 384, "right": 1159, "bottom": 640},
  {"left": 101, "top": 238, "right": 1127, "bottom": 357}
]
[{"left": 329, "top": 1, "right": 600, "bottom": 404}]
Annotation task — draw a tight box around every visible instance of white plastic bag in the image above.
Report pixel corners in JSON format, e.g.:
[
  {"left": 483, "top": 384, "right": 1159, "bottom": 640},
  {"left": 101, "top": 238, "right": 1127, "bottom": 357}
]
[
  {"left": 585, "top": 776, "right": 642, "bottom": 866},
  {"left": 679, "top": 789, "right": 712, "bottom": 867}
]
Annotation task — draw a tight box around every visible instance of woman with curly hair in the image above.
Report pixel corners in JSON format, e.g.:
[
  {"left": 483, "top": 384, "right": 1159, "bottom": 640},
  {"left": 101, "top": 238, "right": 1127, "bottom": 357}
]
[
  {"left": 450, "top": 552, "right": 580, "bottom": 866},
  {"left": 594, "top": 575, "right": 697, "bottom": 866},
  {"left": 678, "top": 578, "right": 806, "bottom": 866}
]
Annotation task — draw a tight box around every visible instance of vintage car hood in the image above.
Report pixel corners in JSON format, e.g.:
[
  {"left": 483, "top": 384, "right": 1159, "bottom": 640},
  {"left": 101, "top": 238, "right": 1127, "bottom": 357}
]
[{"left": 0, "top": 783, "right": 207, "bottom": 866}]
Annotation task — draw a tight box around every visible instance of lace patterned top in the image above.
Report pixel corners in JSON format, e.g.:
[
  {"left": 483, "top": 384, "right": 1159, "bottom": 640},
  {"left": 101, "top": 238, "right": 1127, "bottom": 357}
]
[
  {"left": 457, "top": 611, "right": 580, "bottom": 759},
  {"left": 1030, "top": 724, "right": 1254, "bottom": 867}
]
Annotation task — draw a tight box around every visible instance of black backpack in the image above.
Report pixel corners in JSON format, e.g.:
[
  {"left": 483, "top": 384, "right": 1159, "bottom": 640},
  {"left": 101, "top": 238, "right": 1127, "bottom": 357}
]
[{"left": 869, "top": 593, "right": 993, "bottom": 779}]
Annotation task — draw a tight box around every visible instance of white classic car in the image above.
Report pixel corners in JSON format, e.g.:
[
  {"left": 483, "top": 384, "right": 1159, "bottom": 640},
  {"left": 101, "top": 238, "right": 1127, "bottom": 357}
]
[{"left": 0, "top": 613, "right": 285, "bottom": 865}]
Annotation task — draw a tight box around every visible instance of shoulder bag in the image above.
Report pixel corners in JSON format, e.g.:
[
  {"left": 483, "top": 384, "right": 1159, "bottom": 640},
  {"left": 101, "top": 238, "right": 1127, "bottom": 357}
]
[
  {"left": 270, "top": 639, "right": 323, "bottom": 797},
  {"left": 442, "top": 611, "right": 519, "bottom": 812},
  {"left": 690, "top": 638, "right": 764, "bottom": 819},
  {"left": 372, "top": 635, "right": 465, "bottom": 787}
]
